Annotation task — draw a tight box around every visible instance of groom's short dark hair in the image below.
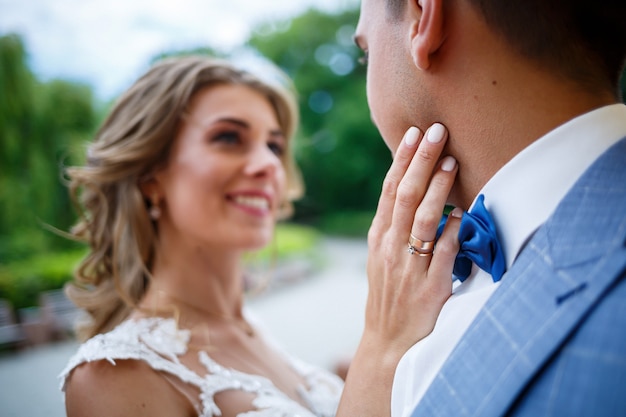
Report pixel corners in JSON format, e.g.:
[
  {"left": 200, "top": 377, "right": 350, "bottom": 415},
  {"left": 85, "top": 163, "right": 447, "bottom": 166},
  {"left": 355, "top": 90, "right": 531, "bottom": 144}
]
[{"left": 386, "top": 0, "right": 626, "bottom": 97}]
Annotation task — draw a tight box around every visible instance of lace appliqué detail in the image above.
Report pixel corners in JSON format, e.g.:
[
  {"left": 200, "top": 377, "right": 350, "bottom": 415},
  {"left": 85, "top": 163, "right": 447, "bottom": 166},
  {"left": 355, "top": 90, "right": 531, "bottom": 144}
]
[{"left": 59, "top": 317, "right": 342, "bottom": 417}]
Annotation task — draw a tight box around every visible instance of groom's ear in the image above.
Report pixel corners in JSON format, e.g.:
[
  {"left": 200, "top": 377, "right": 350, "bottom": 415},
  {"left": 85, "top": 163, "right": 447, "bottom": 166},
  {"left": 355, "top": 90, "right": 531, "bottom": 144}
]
[{"left": 409, "top": 0, "right": 445, "bottom": 71}]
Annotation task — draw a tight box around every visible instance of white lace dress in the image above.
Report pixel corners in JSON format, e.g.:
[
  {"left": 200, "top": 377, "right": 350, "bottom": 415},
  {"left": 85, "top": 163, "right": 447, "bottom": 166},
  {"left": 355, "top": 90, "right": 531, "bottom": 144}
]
[{"left": 59, "top": 317, "right": 343, "bottom": 417}]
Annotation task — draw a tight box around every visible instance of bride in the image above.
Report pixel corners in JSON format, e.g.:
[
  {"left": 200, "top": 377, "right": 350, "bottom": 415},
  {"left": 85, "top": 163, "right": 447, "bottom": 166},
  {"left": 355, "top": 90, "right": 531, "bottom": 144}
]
[{"left": 60, "top": 55, "right": 343, "bottom": 417}]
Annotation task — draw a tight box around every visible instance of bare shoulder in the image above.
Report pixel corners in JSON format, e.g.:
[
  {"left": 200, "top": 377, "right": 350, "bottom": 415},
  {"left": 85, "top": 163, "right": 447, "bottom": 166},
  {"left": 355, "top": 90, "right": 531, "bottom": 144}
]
[{"left": 65, "top": 359, "right": 194, "bottom": 417}]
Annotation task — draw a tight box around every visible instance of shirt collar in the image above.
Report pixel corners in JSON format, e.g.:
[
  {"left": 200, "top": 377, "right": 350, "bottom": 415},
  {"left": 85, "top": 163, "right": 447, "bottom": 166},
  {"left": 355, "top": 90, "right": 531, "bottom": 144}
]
[{"left": 477, "top": 103, "right": 626, "bottom": 270}]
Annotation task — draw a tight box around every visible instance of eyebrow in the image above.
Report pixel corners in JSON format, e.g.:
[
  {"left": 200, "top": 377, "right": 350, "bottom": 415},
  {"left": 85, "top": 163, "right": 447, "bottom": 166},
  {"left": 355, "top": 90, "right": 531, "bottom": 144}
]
[
  {"left": 216, "top": 117, "right": 249, "bottom": 129},
  {"left": 216, "top": 117, "right": 284, "bottom": 138}
]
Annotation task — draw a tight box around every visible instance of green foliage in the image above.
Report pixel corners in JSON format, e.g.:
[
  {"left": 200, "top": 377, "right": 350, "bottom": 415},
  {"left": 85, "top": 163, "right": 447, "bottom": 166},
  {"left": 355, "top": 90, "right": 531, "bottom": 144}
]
[
  {"left": 318, "top": 210, "right": 375, "bottom": 237},
  {"left": 0, "top": 230, "right": 49, "bottom": 263},
  {"left": 37, "top": 79, "right": 96, "bottom": 133},
  {"left": 0, "top": 249, "right": 86, "bottom": 309},
  {"left": 0, "top": 34, "right": 36, "bottom": 238},
  {"left": 0, "top": 33, "right": 97, "bottom": 260}
]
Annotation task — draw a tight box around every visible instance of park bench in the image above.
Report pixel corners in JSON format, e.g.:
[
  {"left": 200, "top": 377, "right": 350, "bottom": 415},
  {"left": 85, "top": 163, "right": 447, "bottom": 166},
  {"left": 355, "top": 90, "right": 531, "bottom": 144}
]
[
  {"left": 0, "top": 298, "right": 27, "bottom": 349},
  {"left": 40, "top": 289, "right": 82, "bottom": 340}
]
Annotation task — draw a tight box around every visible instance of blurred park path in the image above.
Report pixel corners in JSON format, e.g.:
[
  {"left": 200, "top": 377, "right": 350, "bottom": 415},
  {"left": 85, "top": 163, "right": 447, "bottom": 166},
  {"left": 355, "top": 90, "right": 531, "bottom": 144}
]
[{"left": 0, "top": 237, "right": 368, "bottom": 417}]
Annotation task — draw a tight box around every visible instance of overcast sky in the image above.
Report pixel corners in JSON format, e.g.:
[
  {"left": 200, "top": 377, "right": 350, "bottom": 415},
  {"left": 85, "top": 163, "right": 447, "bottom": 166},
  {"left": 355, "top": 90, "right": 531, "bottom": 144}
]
[{"left": 0, "top": 0, "right": 359, "bottom": 100}]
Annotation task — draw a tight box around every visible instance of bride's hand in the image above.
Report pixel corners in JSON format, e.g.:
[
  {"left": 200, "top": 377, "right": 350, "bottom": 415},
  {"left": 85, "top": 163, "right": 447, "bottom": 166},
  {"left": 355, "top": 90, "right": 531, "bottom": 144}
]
[
  {"left": 363, "top": 123, "right": 461, "bottom": 354},
  {"left": 337, "top": 123, "right": 461, "bottom": 417}
]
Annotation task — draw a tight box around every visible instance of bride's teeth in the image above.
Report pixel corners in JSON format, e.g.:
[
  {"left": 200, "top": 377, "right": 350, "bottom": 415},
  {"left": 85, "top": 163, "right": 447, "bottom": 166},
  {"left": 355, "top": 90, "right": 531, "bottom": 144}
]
[{"left": 234, "top": 196, "right": 269, "bottom": 210}]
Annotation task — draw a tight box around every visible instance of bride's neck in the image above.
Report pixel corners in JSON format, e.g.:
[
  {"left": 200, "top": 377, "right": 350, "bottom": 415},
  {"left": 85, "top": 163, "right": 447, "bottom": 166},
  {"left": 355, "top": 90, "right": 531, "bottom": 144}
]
[
  {"left": 143, "top": 247, "right": 246, "bottom": 320},
  {"left": 139, "top": 287, "right": 255, "bottom": 337}
]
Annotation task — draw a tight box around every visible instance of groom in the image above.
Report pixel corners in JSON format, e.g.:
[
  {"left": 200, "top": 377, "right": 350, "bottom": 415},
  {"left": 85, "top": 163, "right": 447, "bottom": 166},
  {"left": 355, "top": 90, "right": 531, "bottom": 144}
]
[{"left": 353, "top": 0, "right": 626, "bottom": 416}]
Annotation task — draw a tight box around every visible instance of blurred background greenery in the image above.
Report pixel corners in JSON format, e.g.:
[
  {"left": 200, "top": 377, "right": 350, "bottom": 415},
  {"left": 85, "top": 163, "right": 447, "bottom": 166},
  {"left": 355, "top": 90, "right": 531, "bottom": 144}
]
[{"left": 1, "top": 5, "right": 626, "bottom": 311}]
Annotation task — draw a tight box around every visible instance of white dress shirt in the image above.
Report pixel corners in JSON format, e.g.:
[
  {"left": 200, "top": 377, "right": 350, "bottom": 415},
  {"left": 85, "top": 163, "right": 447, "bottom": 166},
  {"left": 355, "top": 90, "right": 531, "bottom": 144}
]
[{"left": 391, "top": 104, "right": 626, "bottom": 417}]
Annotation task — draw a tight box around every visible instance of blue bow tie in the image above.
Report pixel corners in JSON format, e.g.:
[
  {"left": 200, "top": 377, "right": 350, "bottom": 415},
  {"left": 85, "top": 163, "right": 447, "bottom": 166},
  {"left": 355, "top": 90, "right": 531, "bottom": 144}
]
[{"left": 437, "top": 194, "right": 506, "bottom": 282}]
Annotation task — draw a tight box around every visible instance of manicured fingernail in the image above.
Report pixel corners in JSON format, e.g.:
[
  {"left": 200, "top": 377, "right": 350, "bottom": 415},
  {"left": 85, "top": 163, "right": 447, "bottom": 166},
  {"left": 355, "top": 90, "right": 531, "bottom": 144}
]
[
  {"left": 426, "top": 123, "right": 445, "bottom": 143},
  {"left": 449, "top": 207, "right": 463, "bottom": 218},
  {"left": 403, "top": 126, "right": 420, "bottom": 147},
  {"left": 441, "top": 155, "right": 457, "bottom": 171}
]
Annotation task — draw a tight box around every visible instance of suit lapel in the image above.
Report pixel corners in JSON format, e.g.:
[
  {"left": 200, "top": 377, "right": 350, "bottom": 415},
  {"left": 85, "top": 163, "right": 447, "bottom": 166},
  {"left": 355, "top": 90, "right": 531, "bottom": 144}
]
[{"left": 412, "top": 138, "right": 626, "bottom": 417}]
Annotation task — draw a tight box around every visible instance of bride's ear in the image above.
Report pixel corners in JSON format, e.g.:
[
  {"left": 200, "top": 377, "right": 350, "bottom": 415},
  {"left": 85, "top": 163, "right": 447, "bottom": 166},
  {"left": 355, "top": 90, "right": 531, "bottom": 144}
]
[
  {"left": 409, "top": 0, "right": 445, "bottom": 71},
  {"left": 139, "top": 176, "right": 158, "bottom": 200}
]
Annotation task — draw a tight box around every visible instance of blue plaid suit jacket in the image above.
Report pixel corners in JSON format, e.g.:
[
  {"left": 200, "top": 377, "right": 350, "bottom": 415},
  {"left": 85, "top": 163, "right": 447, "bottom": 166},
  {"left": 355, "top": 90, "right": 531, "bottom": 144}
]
[{"left": 410, "top": 137, "right": 626, "bottom": 417}]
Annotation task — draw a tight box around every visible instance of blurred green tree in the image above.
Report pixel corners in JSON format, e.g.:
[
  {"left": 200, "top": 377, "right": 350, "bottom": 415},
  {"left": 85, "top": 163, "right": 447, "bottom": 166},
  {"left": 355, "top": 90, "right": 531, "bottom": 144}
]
[
  {"left": 0, "top": 34, "right": 97, "bottom": 259},
  {"left": 0, "top": 34, "right": 36, "bottom": 239}
]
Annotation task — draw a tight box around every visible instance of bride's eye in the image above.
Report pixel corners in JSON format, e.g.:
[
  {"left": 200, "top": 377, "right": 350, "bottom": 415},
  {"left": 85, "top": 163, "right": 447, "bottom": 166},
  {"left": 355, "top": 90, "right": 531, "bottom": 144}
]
[
  {"left": 267, "top": 141, "right": 285, "bottom": 157},
  {"left": 212, "top": 131, "right": 241, "bottom": 145}
]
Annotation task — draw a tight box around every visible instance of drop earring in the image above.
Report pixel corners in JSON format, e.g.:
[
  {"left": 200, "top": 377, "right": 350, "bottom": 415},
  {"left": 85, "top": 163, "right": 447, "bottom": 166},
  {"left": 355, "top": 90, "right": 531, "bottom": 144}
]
[{"left": 149, "top": 194, "right": 161, "bottom": 220}]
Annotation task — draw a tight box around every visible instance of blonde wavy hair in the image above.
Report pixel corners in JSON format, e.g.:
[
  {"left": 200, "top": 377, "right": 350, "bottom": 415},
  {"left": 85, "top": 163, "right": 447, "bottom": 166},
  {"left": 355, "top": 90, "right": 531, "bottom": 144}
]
[{"left": 66, "top": 55, "right": 303, "bottom": 341}]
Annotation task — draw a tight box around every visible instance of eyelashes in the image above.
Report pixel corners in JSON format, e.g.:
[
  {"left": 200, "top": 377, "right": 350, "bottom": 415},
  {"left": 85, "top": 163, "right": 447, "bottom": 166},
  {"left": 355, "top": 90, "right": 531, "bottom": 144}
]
[
  {"left": 211, "top": 130, "right": 285, "bottom": 157},
  {"left": 212, "top": 130, "right": 240, "bottom": 144},
  {"left": 267, "top": 142, "right": 285, "bottom": 157}
]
